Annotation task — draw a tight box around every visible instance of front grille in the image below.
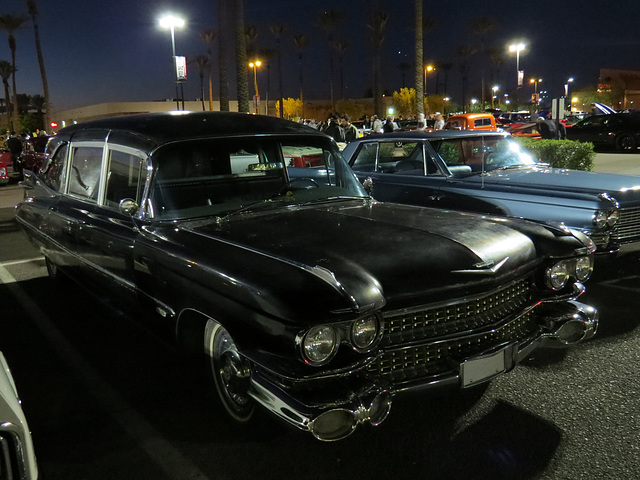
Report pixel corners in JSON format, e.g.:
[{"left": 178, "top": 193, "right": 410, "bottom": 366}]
[
  {"left": 381, "top": 277, "right": 533, "bottom": 346},
  {"left": 366, "top": 312, "right": 538, "bottom": 383},
  {"left": 612, "top": 207, "right": 640, "bottom": 243},
  {"left": 364, "top": 277, "right": 537, "bottom": 385}
]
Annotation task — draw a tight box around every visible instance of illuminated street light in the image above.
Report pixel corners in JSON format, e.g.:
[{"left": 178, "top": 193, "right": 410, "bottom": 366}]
[
  {"left": 530, "top": 78, "right": 542, "bottom": 104},
  {"left": 424, "top": 64, "right": 434, "bottom": 96},
  {"left": 492, "top": 85, "right": 499, "bottom": 109},
  {"left": 565, "top": 77, "right": 574, "bottom": 111},
  {"left": 508, "top": 43, "right": 525, "bottom": 87},
  {"left": 159, "top": 14, "right": 185, "bottom": 110},
  {"left": 249, "top": 60, "right": 262, "bottom": 114}
]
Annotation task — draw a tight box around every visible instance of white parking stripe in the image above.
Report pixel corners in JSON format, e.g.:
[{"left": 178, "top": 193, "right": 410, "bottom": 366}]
[{"left": 0, "top": 264, "right": 211, "bottom": 480}]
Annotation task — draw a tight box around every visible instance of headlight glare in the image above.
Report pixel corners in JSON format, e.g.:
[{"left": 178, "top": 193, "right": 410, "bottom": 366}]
[
  {"left": 351, "top": 315, "right": 378, "bottom": 350},
  {"left": 546, "top": 261, "right": 570, "bottom": 290},
  {"left": 303, "top": 325, "right": 337, "bottom": 364},
  {"left": 574, "top": 256, "right": 593, "bottom": 282},
  {"left": 607, "top": 210, "right": 619, "bottom": 227}
]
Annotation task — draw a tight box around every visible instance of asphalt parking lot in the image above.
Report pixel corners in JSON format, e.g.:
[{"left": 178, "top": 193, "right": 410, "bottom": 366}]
[{"left": 1, "top": 152, "right": 639, "bottom": 479}]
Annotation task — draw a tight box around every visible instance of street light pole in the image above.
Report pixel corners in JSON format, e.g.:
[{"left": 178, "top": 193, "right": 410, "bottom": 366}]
[
  {"left": 159, "top": 14, "right": 185, "bottom": 110},
  {"left": 424, "top": 65, "right": 434, "bottom": 96},
  {"left": 249, "top": 60, "right": 262, "bottom": 114},
  {"left": 508, "top": 43, "right": 525, "bottom": 88},
  {"left": 565, "top": 77, "right": 574, "bottom": 113}
]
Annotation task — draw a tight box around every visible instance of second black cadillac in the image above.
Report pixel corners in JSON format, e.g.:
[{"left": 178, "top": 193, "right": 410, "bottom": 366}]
[{"left": 16, "top": 112, "right": 598, "bottom": 441}]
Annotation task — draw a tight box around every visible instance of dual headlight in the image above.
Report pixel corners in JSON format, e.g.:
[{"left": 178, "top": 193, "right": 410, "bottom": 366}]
[
  {"left": 545, "top": 256, "right": 593, "bottom": 290},
  {"left": 593, "top": 209, "right": 619, "bottom": 230},
  {"left": 300, "top": 314, "right": 380, "bottom": 365}
]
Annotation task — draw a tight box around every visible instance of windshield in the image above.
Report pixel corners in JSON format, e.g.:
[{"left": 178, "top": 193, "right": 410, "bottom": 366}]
[
  {"left": 431, "top": 136, "right": 539, "bottom": 173},
  {"left": 148, "top": 136, "right": 367, "bottom": 219}
]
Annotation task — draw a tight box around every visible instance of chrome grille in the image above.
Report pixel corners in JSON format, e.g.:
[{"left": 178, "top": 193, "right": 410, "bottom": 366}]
[
  {"left": 612, "top": 207, "right": 640, "bottom": 243},
  {"left": 380, "top": 277, "right": 533, "bottom": 346},
  {"left": 366, "top": 312, "right": 537, "bottom": 383},
  {"left": 0, "top": 432, "right": 23, "bottom": 480}
]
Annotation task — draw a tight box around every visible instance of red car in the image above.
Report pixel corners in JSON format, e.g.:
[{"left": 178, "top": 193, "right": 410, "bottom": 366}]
[
  {"left": 20, "top": 135, "right": 50, "bottom": 172},
  {"left": 0, "top": 151, "right": 12, "bottom": 185}
]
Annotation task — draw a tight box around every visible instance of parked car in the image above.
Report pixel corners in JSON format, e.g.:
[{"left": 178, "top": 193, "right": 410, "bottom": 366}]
[
  {"left": 20, "top": 135, "right": 50, "bottom": 172},
  {"left": 0, "top": 351, "right": 38, "bottom": 479},
  {"left": 342, "top": 130, "right": 640, "bottom": 255},
  {"left": 17, "top": 112, "right": 598, "bottom": 441},
  {"left": 565, "top": 112, "right": 640, "bottom": 152},
  {"left": 0, "top": 151, "right": 10, "bottom": 185},
  {"left": 444, "top": 113, "right": 499, "bottom": 131}
]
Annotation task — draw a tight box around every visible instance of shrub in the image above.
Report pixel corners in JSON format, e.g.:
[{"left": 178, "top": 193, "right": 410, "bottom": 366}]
[{"left": 515, "top": 138, "right": 595, "bottom": 171}]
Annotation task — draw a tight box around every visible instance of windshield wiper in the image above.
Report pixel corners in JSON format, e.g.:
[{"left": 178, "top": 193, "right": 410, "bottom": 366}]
[{"left": 218, "top": 198, "right": 284, "bottom": 220}]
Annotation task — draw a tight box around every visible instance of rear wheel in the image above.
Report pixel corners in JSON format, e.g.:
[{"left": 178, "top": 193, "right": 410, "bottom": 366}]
[
  {"left": 204, "top": 320, "right": 254, "bottom": 422},
  {"left": 616, "top": 134, "right": 637, "bottom": 152}
]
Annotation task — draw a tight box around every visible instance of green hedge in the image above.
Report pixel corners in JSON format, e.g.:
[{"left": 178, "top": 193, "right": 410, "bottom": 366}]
[{"left": 514, "top": 138, "right": 595, "bottom": 172}]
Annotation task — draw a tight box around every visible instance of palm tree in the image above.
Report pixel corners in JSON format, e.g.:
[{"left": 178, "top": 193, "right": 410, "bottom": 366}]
[
  {"left": 269, "top": 23, "right": 286, "bottom": 118},
  {"left": 440, "top": 62, "right": 453, "bottom": 96},
  {"left": 457, "top": 45, "right": 477, "bottom": 112},
  {"left": 0, "top": 60, "right": 15, "bottom": 128},
  {"left": 367, "top": 10, "right": 389, "bottom": 117},
  {"left": 398, "top": 61, "right": 411, "bottom": 88},
  {"left": 258, "top": 48, "right": 275, "bottom": 115},
  {"left": 245, "top": 24, "right": 259, "bottom": 58},
  {"left": 414, "top": 0, "right": 423, "bottom": 114},
  {"left": 0, "top": 14, "right": 27, "bottom": 130},
  {"left": 200, "top": 29, "right": 217, "bottom": 111},
  {"left": 317, "top": 10, "right": 342, "bottom": 112},
  {"left": 189, "top": 55, "right": 211, "bottom": 111},
  {"left": 218, "top": 0, "right": 229, "bottom": 111},
  {"left": 234, "top": 0, "right": 249, "bottom": 113},
  {"left": 293, "top": 34, "right": 309, "bottom": 117},
  {"left": 333, "top": 39, "right": 348, "bottom": 100},
  {"left": 26, "top": 0, "right": 51, "bottom": 128},
  {"left": 471, "top": 17, "right": 498, "bottom": 109},
  {"left": 25, "top": 0, "right": 49, "bottom": 129}
]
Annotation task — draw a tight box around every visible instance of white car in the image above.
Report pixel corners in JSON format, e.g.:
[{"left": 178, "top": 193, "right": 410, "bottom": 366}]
[{"left": 0, "top": 352, "right": 38, "bottom": 479}]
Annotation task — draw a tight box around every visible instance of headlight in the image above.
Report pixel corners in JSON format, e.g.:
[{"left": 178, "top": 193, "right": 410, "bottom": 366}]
[
  {"left": 303, "top": 325, "right": 337, "bottom": 364},
  {"left": 351, "top": 315, "right": 379, "bottom": 350},
  {"left": 607, "top": 210, "right": 619, "bottom": 227},
  {"left": 574, "top": 256, "right": 593, "bottom": 282},
  {"left": 546, "top": 261, "right": 570, "bottom": 290}
]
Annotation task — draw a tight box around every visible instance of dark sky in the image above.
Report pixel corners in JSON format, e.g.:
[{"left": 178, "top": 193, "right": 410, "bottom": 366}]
[{"left": 3, "top": 0, "right": 640, "bottom": 114}]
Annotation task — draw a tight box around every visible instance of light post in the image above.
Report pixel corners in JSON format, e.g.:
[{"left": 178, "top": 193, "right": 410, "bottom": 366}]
[
  {"left": 565, "top": 77, "right": 574, "bottom": 112},
  {"left": 492, "top": 85, "right": 499, "bottom": 109},
  {"left": 530, "top": 77, "right": 542, "bottom": 104},
  {"left": 159, "top": 14, "right": 185, "bottom": 110},
  {"left": 249, "top": 60, "right": 262, "bottom": 114},
  {"left": 508, "top": 43, "right": 525, "bottom": 88},
  {"left": 424, "top": 64, "right": 434, "bottom": 96}
]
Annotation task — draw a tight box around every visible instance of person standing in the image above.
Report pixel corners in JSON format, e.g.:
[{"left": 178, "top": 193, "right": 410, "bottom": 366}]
[{"left": 6, "top": 131, "right": 23, "bottom": 177}]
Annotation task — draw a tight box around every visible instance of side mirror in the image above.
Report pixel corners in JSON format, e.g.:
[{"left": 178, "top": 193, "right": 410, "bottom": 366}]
[
  {"left": 119, "top": 198, "right": 139, "bottom": 216},
  {"left": 362, "top": 177, "right": 374, "bottom": 196}
]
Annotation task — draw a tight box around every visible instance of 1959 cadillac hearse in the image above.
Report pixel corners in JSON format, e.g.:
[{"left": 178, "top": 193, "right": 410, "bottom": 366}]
[
  {"left": 342, "top": 131, "right": 640, "bottom": 256},
  {"left": 16, "top": 112, "right": 598, "bottom": 441}
]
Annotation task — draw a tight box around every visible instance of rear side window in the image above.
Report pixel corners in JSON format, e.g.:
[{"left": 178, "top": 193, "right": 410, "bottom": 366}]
[
  {"left": 68, "top": 147, "right": 103, "bottom": 200},
  {"left": 43, "top": 143, "right": 69, "bottom": 192},
  {"left": 105, "top": 150, "right": 144, "bottom": 209}
]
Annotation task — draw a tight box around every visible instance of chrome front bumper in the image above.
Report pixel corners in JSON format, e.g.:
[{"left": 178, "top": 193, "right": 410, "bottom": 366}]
[{"left": 246, "top": 300, "right": 598, "bottom": 441}]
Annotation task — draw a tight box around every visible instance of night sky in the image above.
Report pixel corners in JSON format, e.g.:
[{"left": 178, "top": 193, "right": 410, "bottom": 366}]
[{"left": 2, "top": 0, "right": 640, "bottom": 114}]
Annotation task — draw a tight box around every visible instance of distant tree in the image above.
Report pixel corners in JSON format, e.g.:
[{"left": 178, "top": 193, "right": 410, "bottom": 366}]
[
  {"left": 217, "top": 1, "right": 229, "bottom": 111},
  {"left": 258, "top": 48, "right": 275, "bottom": 115},
  {"left": 269, "top": 23, "right": 286, "bottom": 118},
  {"left": 0, "top": 13, "right": 28, "bottom": 130},
  {"left": 26, "top": 0, "right": 50, "bottom": 128},
  {"left": 471, "top": 17, "right": 498, "bottom": 108},
  {"left": 333, "top": 39, "right": 348, "bottom": 100},
  {"left": 456, "top": 45, "right": 477, "bottom": 112},
  {"left": 200, "top": 29, "right": 217, "bottom": 110},
  {"left": 317, "top": 10, "right": 342, "bottom": 111},
  {"left": 0, "top": 60, "right": 15, "bottom": 127},
  {"left": 292, "top": 34, "right": 309, "bottom": 115},
  {"left": 245, "top": 24, "right": 259, "bottom": 58},
  {"left": 189, "top": 55, "right": 211, "bottom": 111},
  {"left": 367, "top": 10, "right": 389, "bottom": 117},
  {"left": 234, "top": 0, "right": 249, "bottom": 113},
  {"left": 398, "top": 61, "right": 411, "bottom": 88},
  {"left": 277, "top": 97, "right": 303, "bottom": 119},
  {"left": 392, "top": 87, "right": 416, "bottom": 117}
]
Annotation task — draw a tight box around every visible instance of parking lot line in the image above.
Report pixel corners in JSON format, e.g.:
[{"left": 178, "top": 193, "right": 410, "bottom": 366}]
[{"left": 0, "top": 263, "right": 212, "bottom": 480}]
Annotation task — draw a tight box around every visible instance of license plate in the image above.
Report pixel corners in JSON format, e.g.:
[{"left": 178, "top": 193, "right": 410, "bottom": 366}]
[{"left": 461, "top": 349, "right": 506, "bottom": 387}]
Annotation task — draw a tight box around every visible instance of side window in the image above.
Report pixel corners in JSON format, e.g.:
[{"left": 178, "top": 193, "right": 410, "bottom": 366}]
[
  {"left": 105, "top": 150, "right": 144, "bottom": 209},
  {"left": 68, "top": 147, "right": 103, "bottom": 200},
  {"left": 351, "top": 143, "right": 378, "bottom": 171},
  {"left": 43, "top": 143, "right": 69, "bottom": 192}
]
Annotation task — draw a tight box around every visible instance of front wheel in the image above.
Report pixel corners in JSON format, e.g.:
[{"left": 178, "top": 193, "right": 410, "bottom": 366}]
[
  {"left": 204, "top": 320, "right": 254, "bottom": 422},
  {"left": 616, "top": 134, "right": 637, "bottom": 153}
]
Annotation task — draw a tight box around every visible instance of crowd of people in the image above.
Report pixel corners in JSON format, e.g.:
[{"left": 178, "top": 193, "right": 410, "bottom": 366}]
[{"left": 1, "top": 129, "right": 48, "bottom": 179}]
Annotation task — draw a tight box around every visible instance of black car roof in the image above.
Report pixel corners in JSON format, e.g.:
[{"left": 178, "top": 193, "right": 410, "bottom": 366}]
[{"left": 57, "top": 111, "right": 326, "bottom": 145}]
